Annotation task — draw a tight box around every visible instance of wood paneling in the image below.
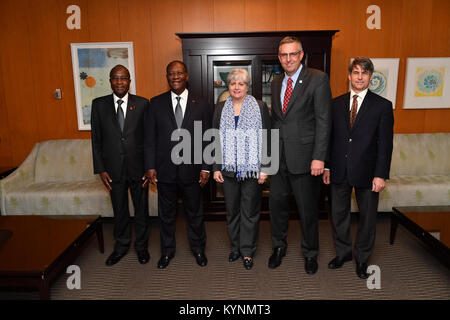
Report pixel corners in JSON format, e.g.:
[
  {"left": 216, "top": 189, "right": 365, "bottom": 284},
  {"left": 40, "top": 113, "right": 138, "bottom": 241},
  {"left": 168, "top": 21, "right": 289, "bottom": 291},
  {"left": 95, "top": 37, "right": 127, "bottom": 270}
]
[
  {"left": 86, "top": 0, "right": 121, "bottom": 42},
  {"left": 182, "top": 0, "right": 214, "bottom": 33},
  {"left": 118, "top": 0, "right": 154, "bottom": 98},
  {"left": 213, "top": 0, "right": 245, "bottom": 32},
  {"left": 0, "top": 0, "right": 449, "bottom": 167},
  {"left": 0, "top": 0, "right": 38, "bottom": 165},
  {"left": 56, "top": 0, "right": 91, "bottom": 139},
  {"left": 150, "top": 0, "right": 183, "bottom": 96},
  {"left": 27, "top": 0, "right": 67, "bottom": 142},
  {"left": 276, "top": 0, "right": 309, "bottom": 31},
  {"left": 0, "top": 59, "right": 11, "bottom": 166},
  {"left": 244, "top": 0, "right": 276, "bottom": 31}
]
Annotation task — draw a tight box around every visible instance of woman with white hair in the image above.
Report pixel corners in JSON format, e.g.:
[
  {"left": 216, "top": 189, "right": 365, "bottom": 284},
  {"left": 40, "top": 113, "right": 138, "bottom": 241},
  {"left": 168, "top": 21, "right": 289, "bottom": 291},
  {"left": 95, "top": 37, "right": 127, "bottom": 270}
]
[{"left": 212, "top": 68, "right": 271, "bottom": 270}]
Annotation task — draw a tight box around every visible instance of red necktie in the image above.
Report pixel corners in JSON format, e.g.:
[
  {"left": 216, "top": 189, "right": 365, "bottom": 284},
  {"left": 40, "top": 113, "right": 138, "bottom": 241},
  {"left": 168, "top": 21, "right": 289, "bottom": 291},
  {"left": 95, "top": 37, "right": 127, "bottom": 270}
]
[
  {"left": 350, "top": 94, "right": 358, "bottom": 127},
  {"left": 282, "top": 78, "right": 293, "bottom": 115}
]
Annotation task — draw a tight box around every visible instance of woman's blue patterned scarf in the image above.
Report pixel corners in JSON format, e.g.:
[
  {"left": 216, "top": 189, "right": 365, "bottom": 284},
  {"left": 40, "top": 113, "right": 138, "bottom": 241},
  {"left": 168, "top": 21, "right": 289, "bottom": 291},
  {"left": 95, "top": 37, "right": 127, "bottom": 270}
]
[{"left": 219, "top": 95, "right": 262, "bottom": 180}]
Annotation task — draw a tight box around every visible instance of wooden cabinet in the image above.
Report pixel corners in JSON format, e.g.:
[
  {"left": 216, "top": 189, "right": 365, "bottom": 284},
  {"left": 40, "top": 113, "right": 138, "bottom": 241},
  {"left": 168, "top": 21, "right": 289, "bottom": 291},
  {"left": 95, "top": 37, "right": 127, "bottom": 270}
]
[{"left": 176, "top": 31, "right": 338, "bottom": 217}]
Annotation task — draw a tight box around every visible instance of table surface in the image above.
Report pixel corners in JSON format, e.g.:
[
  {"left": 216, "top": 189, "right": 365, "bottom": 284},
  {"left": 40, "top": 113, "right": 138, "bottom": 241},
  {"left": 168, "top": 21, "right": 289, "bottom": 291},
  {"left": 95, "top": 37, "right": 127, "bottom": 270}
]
[
  {"left": 393, "top": 206, "right": 450, "bottom": 248},
  {"left": 0, "top": 215, "right": 99, "bottom": 272},
  {"left": 0, "top": 166, "right": 16, "bottom": 173}
]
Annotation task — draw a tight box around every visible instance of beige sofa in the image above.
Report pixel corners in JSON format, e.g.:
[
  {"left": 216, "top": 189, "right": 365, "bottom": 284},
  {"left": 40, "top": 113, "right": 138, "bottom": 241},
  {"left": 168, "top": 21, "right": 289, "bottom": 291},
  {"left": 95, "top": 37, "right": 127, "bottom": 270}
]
[
  {"left": 0, "top": 139, "right": 157, "bottom": 216},
  {"left": 351, "top": 133, "right": 450, "bottom": 212}
]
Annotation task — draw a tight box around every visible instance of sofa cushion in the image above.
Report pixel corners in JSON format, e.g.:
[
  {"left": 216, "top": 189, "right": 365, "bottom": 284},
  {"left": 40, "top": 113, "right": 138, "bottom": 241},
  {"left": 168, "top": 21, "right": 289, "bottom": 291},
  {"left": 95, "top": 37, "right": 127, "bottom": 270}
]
[
  {"left": 4, "top": 180, "right": 113, "bottom": 216},
  {"left": 390, "top": 133, "right": 450, "bottom": 176},
  {"left": 352, "top": 174, "right": 450, "bottom": 212},
  {"left": 34, "top": 139, "right": 96, "bottom": 183}
]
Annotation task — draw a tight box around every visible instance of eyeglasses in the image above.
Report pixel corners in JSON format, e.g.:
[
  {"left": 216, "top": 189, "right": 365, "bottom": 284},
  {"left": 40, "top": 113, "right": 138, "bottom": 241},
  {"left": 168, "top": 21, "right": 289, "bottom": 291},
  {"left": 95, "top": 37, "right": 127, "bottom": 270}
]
[
  {"left": 110, "top": 76, "right": 130, "bottom": 81},
  {"left": 278, "top": 51, "right": 302, "bottom": 59}
]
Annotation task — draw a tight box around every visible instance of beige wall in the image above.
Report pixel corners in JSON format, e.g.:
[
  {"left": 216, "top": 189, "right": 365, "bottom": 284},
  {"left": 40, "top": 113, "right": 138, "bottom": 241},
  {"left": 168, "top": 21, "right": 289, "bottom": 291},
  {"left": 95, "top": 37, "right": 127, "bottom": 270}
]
[{"left": 0, "top": 0, "right": 449, "bottom": 167}]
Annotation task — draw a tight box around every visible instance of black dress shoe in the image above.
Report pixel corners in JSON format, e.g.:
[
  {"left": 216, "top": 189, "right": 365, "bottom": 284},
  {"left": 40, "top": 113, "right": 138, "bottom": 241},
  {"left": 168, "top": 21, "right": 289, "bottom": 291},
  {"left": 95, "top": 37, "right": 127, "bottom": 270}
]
[
  {"left": 305, "top": 257, "right": 318, "bottom": 275},
  {"left": 328, "top": 256, "right": 352, "bottom": 269},
  {"left": 157, "top": 254, "right": 173, "bottom": 269},
  {"left": 137, "top": 250, "right": 150, "bottom": 264},
  {"left": 268, "top": 247, "right": 286, "bottom": 269},
  {"left": 356, "top": 261, "right": 369, "bottom": 279},
  {"left": 229, "top": 252, "right": 240, "bottom": 262},
  {"left": 243, "top": 258, "right": 253, "bottom": 270},
  {"left": 194, "top": 252, "right": 208, "bottom": 267},
  {"left": 105, "top": 251, "right": 127, "bottom": 266}
]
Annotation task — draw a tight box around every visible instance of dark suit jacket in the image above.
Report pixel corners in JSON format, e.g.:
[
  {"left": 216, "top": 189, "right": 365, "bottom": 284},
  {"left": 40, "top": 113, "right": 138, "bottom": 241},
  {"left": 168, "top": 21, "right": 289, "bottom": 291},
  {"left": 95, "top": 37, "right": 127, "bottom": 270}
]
[
  {"left": 91, "top": 93, "right": 149, "bottom": 181},
  {"left": 271, "top": 65, "right": 332, "bottom": 174},
  {"left": 211, "top": 98, "right": 271, "bottom": 175},
  {"left": 328, "top": 90, "right": 394, "bottom": 188},
  {"left": 144, "top": 90, "right": 211, "bottom": 183}
]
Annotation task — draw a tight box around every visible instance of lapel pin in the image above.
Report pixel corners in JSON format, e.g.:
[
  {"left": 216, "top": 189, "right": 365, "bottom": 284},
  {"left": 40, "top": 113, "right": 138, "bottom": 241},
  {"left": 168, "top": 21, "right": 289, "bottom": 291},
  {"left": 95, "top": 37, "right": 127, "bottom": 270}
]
[
  {"left": 299, "top": 80, "right": 303, "bottom": 84},
  {"left": 129, "top": 106, "right": 135, "bottom": 111}
]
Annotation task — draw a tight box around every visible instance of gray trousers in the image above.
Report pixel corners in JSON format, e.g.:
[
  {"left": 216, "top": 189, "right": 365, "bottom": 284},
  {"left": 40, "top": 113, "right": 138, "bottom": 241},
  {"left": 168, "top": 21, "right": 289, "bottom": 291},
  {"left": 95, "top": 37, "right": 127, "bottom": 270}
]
[
  {"left": 222, "top": 175, "right": 262, "bottom": 258},
  {"left": 269, "top": 152, "right": 320, "bottom": 258},
  {"left": 330, "top": 177, "right": 379, "bottom": 263}
]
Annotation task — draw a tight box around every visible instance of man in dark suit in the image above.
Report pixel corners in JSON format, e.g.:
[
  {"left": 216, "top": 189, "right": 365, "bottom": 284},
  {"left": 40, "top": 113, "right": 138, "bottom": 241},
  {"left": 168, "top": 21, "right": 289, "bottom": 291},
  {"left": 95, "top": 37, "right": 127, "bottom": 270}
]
[
  {"left": 144, "top": 61, "right": 211, "bottom": 269},
  {"left": 268, "top": 36, "right": 332, "bottom": 274},
  {"left": 91, "top": 65, "right": 151, "bottom": 266},
  {"left": 323, "top": 57, "right": 394, "bottom": 279}
]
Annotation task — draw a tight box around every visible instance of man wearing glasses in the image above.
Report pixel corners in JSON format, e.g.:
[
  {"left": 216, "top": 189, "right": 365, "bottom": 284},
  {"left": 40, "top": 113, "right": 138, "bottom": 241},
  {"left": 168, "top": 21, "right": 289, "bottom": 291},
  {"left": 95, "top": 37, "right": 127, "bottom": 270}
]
[
  {"left": 268, "top": 36, "right": 332, "bottom": 275},
  {"left": 91, "top": 65, "right": 151, "bottom": 266}
]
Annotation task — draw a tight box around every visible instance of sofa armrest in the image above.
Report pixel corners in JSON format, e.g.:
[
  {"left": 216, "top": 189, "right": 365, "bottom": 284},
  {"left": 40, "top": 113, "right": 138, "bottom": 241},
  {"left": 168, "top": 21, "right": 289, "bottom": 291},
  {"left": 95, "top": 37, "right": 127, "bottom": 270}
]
[{"left": 0, "top": 143, "right": 39, "bottom": 214}]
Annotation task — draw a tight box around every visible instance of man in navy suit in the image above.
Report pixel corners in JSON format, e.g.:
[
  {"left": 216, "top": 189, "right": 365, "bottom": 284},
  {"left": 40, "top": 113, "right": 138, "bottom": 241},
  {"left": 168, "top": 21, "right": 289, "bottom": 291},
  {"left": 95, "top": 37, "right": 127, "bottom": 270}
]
[
  {"left": 323, "top": 57, "right": 394, "bottom": 279},
  {"left": 144, "top": 61, "right": 211, "bottom": 269},
  {"left": 91, "top": 65, "right": 151, "bottom": 266}
]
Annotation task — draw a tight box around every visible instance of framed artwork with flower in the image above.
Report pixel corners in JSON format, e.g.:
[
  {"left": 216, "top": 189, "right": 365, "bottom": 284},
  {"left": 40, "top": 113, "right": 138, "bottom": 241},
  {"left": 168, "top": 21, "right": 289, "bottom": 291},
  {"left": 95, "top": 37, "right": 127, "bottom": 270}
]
[
  {"left": 403, "top": 57, "right": 450, "bottom": 109},
  {"left": 349, "top": 58, "right": 399, "bottom": 108},
  {"left": 70, "top": 42, "right": 136, "bottom": 130}
]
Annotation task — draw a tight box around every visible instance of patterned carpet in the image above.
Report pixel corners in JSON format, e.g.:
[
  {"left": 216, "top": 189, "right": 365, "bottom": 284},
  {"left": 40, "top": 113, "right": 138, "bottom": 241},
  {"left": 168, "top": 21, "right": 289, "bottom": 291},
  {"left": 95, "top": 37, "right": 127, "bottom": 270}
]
[{"left": 1, "top": 214, "right": 449, "bottom": 300}]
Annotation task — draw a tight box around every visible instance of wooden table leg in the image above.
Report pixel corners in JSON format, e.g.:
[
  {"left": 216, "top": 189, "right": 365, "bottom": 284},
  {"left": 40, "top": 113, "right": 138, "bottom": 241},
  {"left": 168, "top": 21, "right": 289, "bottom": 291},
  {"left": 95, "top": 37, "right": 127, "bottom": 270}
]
[
  {"left": 96, "top": 220, "right": 104, "bottom": 253},
  {"left": 39, "top": 279, "right": 50, "bottom": 300},
  {"left": 390, "top": 213, "right": 398, "bottom": 245}
]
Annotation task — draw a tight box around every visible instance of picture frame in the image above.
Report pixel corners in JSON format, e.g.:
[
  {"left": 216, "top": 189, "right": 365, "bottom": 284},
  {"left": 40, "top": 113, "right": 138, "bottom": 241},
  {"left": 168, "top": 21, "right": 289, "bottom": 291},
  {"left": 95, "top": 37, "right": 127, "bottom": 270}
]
[
  {"left": 403, "top": 57, "right": 450, "bottom": 109},
  {"left": 349, "top": 58, "right": 399, "bottom": 108},
  {"left": 70, "top": 42, "right": 136, "bottom": 130}
]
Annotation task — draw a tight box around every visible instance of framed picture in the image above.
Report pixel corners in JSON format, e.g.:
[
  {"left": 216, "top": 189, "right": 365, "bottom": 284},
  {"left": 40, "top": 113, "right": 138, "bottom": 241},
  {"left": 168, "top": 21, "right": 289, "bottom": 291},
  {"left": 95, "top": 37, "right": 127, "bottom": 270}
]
[
  {"left": 349, "top": 58, "right": 399, "bottom": 108},
  {"left": 403, "top": 57, "right": 450, "bottom": 109},
  {"left": 70, "top": 42, "right": 136, "bottom": 130}
]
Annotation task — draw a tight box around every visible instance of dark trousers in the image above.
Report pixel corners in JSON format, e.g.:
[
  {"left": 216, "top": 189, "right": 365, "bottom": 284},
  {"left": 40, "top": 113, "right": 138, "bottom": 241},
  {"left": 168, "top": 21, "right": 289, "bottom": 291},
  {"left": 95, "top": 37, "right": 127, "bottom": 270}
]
[
  {"left": 222, "top": 175, "right": 262, "bottom": 258},
  {"left": 157, "top": 181, "right": 206, "bottom": 256},
  {"left": 110, "top": 170, "right": 150, "bottom": 254},
  {"left": 330, "top": 176, "right": 379, "bottom": 263},
  {"left": 269, "top": 153, "right": 320, "bottom": 258}
]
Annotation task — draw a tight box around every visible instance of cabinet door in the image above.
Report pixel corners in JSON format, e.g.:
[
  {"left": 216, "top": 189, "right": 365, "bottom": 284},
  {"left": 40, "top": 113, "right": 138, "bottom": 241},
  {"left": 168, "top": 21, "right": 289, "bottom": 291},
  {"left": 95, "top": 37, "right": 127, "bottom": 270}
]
[
  {"left": 255, "top": 55, "right": 282, "bottom": 115},
  {"left": 207, "top": 55, "right": 258, "bottom": 107}
]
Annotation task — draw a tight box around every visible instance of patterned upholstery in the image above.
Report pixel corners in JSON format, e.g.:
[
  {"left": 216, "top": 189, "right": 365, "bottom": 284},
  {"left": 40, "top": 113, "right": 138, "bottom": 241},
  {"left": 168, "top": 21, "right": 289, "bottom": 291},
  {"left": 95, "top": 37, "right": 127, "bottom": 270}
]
[
  {"left": 351, "top": 133, "right": 450, "bottom": 212},
  {"left": 0, "top": 139, "right": 158, "bottom": 216}
]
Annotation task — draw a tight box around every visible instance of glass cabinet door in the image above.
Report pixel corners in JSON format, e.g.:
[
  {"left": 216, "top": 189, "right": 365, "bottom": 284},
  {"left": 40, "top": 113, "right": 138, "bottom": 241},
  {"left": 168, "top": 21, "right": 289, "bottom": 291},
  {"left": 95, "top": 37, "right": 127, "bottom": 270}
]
[
  {"left": 259, "top": 56, "right": 282, "bottom": 115},
  {"left": 208, "top": 56, "right": 256, "bottom": 107}
]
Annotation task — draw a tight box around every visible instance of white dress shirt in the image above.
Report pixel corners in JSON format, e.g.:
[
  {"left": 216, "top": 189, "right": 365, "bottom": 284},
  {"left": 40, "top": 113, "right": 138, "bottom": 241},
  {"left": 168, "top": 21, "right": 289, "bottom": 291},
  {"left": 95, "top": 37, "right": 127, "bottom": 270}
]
[
  {"left": 280, "top": 64, "right": 303, "bottom": 106},
  {"left": 349, "top": 88, "right": 368, "bottom": 114},
  {"left": 171, "top": 89, "right": 188, "bottom": 117},
  {"left": 113, "top": 93, "right": 128, "bottom": 118}
]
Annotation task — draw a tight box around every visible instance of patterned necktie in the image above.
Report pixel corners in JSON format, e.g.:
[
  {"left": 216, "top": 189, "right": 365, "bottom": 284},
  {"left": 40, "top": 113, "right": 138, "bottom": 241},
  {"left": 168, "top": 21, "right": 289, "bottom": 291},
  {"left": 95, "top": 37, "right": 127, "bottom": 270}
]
[
  {"left": 117, "top": 99, "right": 124, "bottom": 132},
  {"left": 175, "top": 96, "right": 183, "bottom": 128},
  {"left": 282, "top": 77, "right": 293, "bottom": 115},
  {"left": 350, "top": 94, "right": 358, "bottom": 128}
]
